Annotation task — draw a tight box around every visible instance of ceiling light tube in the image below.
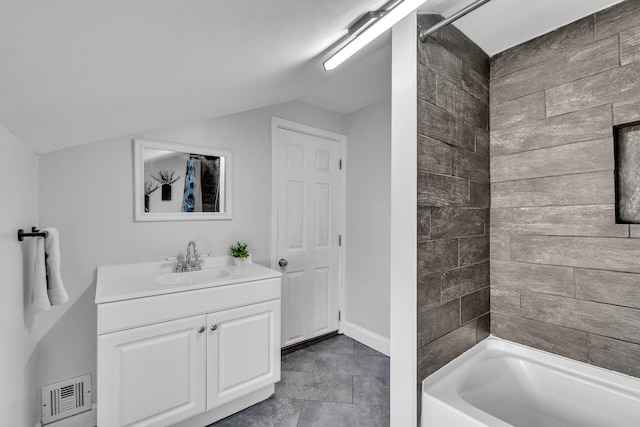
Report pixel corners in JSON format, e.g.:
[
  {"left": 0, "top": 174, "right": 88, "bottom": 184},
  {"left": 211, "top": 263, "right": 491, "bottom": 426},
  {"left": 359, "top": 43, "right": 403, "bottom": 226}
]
[{"left": 323, "top": 0, "right": 428, "bottom": 71}]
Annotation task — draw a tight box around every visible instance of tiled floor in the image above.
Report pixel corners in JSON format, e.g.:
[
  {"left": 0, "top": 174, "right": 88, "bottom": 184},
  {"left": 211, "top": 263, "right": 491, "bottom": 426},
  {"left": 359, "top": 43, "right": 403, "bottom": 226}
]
[{"left": 210, "top": 335, "right": 390, "bottom": 427}]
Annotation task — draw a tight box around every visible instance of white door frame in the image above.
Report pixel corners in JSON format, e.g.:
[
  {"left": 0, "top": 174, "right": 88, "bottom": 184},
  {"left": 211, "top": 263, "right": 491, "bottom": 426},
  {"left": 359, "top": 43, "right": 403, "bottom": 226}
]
[{"left": 270, "top": 117, "right": 347, "bottom": 335}]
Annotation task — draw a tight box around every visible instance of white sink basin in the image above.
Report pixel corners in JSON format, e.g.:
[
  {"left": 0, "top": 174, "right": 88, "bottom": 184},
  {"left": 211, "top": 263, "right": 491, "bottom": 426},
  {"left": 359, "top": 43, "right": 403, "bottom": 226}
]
[{"left": 156, "top": 268, "right": 231, "bottom": 285}]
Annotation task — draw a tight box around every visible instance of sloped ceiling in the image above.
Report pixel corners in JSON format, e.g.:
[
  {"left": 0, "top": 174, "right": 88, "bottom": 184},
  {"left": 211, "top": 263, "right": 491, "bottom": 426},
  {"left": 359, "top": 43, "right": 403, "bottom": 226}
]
[{"left": 0, "top": 0, "right": 626, "bottom": 153}]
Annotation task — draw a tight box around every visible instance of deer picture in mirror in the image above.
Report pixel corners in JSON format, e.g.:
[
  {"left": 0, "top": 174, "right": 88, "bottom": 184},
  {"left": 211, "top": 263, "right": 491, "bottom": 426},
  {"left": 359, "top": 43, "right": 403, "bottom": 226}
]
[{"left": 133, "top": 138, "right": 232, "bottom": 221}]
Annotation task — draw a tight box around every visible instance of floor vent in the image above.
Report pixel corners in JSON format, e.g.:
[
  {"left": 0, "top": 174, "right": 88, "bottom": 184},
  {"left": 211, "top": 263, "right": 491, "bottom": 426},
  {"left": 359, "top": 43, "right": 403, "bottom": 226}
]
[{"left": 41, "top": 374, "right": 92, "bottom": 425}]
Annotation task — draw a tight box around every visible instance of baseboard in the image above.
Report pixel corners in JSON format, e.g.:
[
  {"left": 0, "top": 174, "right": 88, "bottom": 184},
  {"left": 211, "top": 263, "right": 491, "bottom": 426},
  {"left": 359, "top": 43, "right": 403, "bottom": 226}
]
[
  {"left": 41, "top": 403, "right": 97, "bottom": 427},
  {"left": 281, "top": 331, "right": 339, "bottom": 356},
  {"left": 340, "top": 320, "right": 390, "bottom": 356}
]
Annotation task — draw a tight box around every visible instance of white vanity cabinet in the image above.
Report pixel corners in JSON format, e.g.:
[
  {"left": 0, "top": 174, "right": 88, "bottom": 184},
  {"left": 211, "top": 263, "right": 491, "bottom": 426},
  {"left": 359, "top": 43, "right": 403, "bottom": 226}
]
[
  {"left": 206, "top": 300, "right": 280, "bottom": 410},
  {"left": 96, "top": 260, "right": 281, "bottom": 427},
  {"left": 98, "top": 315, "right": 207, "bottom": 427}
]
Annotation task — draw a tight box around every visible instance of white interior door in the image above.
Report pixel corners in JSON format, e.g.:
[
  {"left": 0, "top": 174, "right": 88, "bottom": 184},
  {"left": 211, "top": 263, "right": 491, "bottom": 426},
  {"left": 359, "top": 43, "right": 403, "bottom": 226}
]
[{"left": 272, "top": 118, "right": 343, "bottom": 347}]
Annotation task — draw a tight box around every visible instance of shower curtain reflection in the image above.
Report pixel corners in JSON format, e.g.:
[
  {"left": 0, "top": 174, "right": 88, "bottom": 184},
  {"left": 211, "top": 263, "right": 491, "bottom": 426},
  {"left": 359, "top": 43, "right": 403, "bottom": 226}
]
[{"left": 181, "top": 155, "right": 221, "bottom": 212}]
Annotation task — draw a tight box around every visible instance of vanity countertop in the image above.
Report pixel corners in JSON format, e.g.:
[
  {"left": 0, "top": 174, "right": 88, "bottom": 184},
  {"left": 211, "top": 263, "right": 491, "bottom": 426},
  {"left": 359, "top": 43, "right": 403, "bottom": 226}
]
[{"left": 95, "top": 257, "right": 281, "bottom": 304}]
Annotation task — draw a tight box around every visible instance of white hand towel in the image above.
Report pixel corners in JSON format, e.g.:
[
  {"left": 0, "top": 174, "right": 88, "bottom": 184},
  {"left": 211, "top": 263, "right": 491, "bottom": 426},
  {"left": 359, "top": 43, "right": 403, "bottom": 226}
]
[
  {"left": 32, "top": 236, "right": 51, "bottom": 312},
  {"left": 44, "top": 227, "right": 69, "bottom": 305}
]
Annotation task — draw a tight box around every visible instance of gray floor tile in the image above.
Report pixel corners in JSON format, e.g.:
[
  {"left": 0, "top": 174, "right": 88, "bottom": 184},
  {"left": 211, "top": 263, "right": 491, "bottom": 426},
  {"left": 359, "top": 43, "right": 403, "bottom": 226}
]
[
  {"left": 353, "top": 404, "right": 390, "bottom": 427},
  {"left": 314, "top": 353, "right": 390, "bottom": 376},
  {"left": 353, "top": 375, "right": 390, "bottom": 406},
  {"left": 297, "top": 401, "right": 390, "bottom": 427},
  {"left": 297, "top": 401, "right": 354, "bottom": 427},
  {"left": 275, "top": 371, "right": 353, "bottom": 403},
  {"left": 210, "top": 395, "right": 303, "bottom": 427},
  {"left": 281, "top": 349, "right": 317, "bottom": 373},
  {"left": 212, "top": 336, "right": 390, "bottom": 426},
  {"left": 306, "top": 335, "right": 355, "bottom": 355},
  {"left": 354, "top": 341, "right": 386, "bottom": 357}
]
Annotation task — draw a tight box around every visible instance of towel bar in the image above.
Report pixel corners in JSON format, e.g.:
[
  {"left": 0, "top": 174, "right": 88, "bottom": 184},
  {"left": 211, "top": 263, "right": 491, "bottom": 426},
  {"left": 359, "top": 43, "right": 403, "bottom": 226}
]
[{"left": 18, "top": 227, "right": 48, "bottom": 242}]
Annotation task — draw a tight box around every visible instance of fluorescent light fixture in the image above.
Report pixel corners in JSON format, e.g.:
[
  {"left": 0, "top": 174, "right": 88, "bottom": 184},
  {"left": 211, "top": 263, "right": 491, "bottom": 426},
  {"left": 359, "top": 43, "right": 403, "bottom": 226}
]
[{"left": 323, "top": 0, "right": 427, "bottom": 71}]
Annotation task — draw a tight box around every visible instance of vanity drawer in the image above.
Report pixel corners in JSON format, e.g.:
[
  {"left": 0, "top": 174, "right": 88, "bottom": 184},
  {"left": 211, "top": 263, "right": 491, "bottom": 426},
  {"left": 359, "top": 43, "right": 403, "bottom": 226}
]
[{"left": 98, "top": 278, "right": 280, "bottom": 334}]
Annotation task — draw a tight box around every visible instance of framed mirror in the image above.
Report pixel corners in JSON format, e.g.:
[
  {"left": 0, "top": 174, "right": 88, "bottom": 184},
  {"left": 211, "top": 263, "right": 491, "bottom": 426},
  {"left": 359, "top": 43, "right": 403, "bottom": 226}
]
[{"left": 133, "top": 138, "right": 232, "bottom": 221}]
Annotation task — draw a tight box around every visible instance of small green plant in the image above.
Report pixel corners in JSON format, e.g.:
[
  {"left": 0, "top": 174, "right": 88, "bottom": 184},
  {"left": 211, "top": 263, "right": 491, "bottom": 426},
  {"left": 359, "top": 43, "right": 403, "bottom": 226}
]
[
  {"left": 229, "top": 242, "right": 249, "bottom": 258},
  {"left": 152, "top": 170, "right": 180, "bottom": 185},
  {"left": 144, "top": 180, "right": 159, "bottom": 195}
]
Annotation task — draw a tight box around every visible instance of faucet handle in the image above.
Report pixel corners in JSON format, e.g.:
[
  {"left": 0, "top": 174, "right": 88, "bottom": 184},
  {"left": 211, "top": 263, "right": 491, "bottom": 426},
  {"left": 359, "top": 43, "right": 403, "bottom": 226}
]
[
  {"left": 193, "top": 251, "right": 202, "bottom": 271},
  {"left": 174, "top": 255, "right": 185, "bottom": 272}
]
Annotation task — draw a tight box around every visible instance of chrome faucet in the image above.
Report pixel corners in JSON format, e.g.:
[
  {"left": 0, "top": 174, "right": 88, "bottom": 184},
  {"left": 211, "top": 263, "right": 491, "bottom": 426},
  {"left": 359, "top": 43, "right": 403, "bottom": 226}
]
[
  {"left": 174, "top": 241, "right": 202, "bottom": 272},
  {"left": 185, "top": 241, "right": 201, "bottom": 271}
]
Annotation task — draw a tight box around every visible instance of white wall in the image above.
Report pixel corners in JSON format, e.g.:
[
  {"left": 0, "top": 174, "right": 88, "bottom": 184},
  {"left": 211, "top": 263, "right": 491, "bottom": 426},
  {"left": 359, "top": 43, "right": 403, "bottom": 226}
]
[
  {"left": 0, "top": 123, "right": 40, "bottom": 427},
  {"left": 344, "top": 98, "right": 391, "bottom": 344},
  {"left": 390, "top": 13, "right": 418, "bottom": 427},
  {"left": 36, "top": 100, "right": 347, "bottom": 401}
]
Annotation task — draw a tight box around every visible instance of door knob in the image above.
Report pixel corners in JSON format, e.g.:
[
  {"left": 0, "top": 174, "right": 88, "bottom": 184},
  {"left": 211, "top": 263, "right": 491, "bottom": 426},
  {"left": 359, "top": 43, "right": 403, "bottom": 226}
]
[
  {"left": 198, "top": 326, "right": 205, "bottom": 333},
  {"left": 210, "top": 324, "right": 218, "bottom": 331},
  {"left": 279, "top": 258, "right": 288, "bottom": 267}
]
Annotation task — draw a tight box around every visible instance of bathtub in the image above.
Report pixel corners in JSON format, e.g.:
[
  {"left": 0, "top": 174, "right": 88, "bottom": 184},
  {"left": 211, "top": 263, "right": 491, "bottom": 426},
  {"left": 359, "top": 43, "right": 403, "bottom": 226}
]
[{"left": 421, "top": 336, "right": 640, "bottom": 427}]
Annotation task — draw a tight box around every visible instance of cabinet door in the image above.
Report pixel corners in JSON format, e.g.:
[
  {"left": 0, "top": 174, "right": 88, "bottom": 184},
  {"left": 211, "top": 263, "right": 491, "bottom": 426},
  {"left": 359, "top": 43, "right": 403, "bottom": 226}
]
[
  {"left": 98, "top": 315, "right": 207, "bottom": 427},
  {"left": 207, "top": 300, "right": 281, "bottom": 410}
]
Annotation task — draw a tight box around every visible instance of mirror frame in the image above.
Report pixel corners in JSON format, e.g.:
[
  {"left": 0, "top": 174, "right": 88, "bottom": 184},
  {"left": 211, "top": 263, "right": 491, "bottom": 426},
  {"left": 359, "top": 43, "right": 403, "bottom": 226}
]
[{"left": 133, "top": 138, "right": 233, "bottom": 221}]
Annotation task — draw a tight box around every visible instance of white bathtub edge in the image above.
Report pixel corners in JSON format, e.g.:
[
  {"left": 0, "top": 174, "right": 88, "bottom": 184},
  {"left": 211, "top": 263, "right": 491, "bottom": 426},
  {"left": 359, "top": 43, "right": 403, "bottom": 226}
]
[{"left": 421, "top": 335, "right": 640, "bottom": 427}]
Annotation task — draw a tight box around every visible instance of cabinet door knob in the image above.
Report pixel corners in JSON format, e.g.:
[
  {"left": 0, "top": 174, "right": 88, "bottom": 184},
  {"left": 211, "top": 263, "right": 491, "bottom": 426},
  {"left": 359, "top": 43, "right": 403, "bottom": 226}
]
[
  {"left": 198, "top": 326, "right": 205, "bottom": 333},
  {"left": 210, "top": 324, "right": 218, "bottom": 331},
  {"left": 278, "top": 258, "right": 288, "bottom": 267}
]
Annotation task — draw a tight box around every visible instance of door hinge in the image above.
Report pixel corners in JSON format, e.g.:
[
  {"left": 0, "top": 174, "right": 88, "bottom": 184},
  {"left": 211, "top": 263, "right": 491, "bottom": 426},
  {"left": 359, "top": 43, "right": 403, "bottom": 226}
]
[
  {"left": 338, "top": 310, "right": 341, "bottom": 321},
  {"left": 338, "top": 235, "right": 342, "bottom": 247},
  {"left": 339, "top": 159, "right": 343, "bottom": 170}
]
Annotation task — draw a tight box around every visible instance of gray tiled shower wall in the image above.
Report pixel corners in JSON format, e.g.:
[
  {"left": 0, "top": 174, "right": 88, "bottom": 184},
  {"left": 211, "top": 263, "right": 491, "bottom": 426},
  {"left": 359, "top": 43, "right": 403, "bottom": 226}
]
[
  {"left": 490, "top": 0, "right": 640, "bottom": 378},
  {"left": 416, "top": 13, "right": 490, "bottom": 399}
]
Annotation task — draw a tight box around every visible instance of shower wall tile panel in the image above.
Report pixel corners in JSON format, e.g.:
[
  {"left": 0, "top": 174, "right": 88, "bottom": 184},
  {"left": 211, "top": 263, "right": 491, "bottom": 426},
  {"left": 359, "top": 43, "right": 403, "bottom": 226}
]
[
  {"left": 490, "top": 15, "right": 595, "bottom": 79},
  {"left": 490, "top": 0, "right": 640, "bottom": 379},
  {"left": 490, "top": 35, "right": 619, "bottom": 105},
  {"left": 458, "top": 235, "right": 489, "bottom": 266},
  {"left": 545, "top": 62, "right": 640, "bottom": 117},
  {"left": 490, "top": 104, "right": 612, "bottom": 157},
  {"left": 476, "top": 313, "right": 490, "bottom": 342},
  {"left": 620, "top": 25, "right": 640, "bottom": 65},
  {"left": 491, "top": 313, "right": 589, "bottom": 362},
  {"left": 491, "top": 171, "right": 614, "bottom": 208},
  {"left": 469, "top": 181, "right": 490, "bottom": 208},
  {"left": 489, "top": 235, "right": 509, "bottom": 261},
  {"left": 595, "top": 0, "right": 640, "bottom": 40},
  {"left": 475, "top": 127, "right": 489, "bottom": 157},
  {"left": 417, "top": 171, "right": 469, "bottom": 206},
  {"left": 490, "top": 138, "right": 614, "bottom": 183},
  {"left": 417, "top": 321, "right": 477, "bottom": 381},
  {"left": 417, "top": 135, "right": 451, "bottom": 175},
  {"left": 613, "top": 101, "right": 640, "bottom": 125},
  {"left": 417, "top": 272, "right": 441, "bottom": 313},
  {"left": 430, "top": 207, "right": 484, "bottom": 239},
  {"left": 430, "top": 22, "right": 489, "bottom": 79},
  {"left": 574, "top": 268, "right": 640, "bottom": 310},
  {"left": 490, "top": 288, "right": 520, "bottom": 317},
  {"left": 416, "top": 14, "right": 490, "bottom": 391},
  {"left": 490, "top": 92, "right": 546, "bottom": 130},
  {"left": 442, "top": 262, "right": 489, "bottom": 301},
  {"left": 462, "top": 67, "right": 489, "bottom": 103},
  {"left": 417, "top": 100, "right": 475, "bottom": 150},
  {"left": 490, "top": 260, "right": 574, "bottom": 297},
  {"left": 417, "top": 38, "right": 462, "bottom": 84},
  {"left": 460, "top": 287, "right": 490, "bottom": 324},
  {"left": 587, "top": 334, "right": 640, "bottom": 378},
  {"left": 491, "top": 205, "right": 629, "bottom": 237}
]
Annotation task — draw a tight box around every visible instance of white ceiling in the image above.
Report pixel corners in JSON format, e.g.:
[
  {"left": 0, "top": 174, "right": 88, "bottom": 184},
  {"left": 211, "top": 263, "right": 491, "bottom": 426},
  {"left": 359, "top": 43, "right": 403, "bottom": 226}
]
[{"left": 0, "top": 0, "right": 626, "bottom": 153}]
